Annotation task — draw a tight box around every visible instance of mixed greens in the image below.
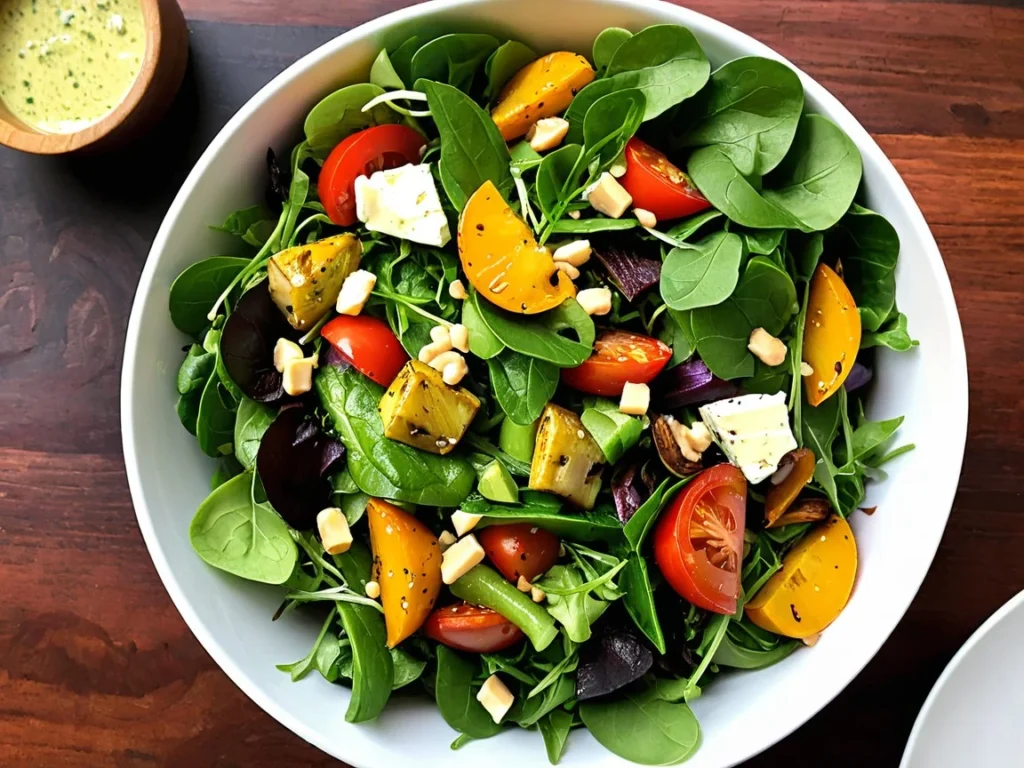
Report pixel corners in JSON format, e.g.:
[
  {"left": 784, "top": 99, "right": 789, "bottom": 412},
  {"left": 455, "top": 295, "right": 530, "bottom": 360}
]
[{"left": 168, "top": 24, "right": 915, "bottom": 765}]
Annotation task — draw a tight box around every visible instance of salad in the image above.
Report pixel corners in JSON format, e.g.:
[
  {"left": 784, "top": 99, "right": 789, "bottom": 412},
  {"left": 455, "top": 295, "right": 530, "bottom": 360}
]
[{"left": 168, "top": 24, "right": 916, "bottom": 766}]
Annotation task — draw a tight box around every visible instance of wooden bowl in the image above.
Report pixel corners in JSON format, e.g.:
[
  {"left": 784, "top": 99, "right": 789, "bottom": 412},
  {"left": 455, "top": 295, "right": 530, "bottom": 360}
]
[{"left": 0, "top": 0, "right": 189, "bottom": 155}]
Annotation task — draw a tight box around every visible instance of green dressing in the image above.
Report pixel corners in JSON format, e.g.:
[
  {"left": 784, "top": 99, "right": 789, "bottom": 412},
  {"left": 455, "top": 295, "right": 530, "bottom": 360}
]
[{"left": 0, "top": 0, "right": 145, "bottom": 133}]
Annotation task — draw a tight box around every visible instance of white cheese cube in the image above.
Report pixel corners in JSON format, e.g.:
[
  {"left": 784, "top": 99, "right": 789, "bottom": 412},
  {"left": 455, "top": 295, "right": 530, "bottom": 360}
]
[
  {"left": 584, "top": 172, "right": 632, "bottom": 219},
  {"left": 282, "top": 357, "right": 315, "bottom": 396},
  {"left": 354, "top": 163, "right": 451, "bottom": 247},
  {"left": 438, "top": 530, "right": 457, "bottom": 551},
  {"left": 317, "top": 508, "right": 353, "bottom": 555},
  {"left": 336, "top": 269, "right": 377, "bottom": 316},
  {"left": 476, "top": 674, "right": 515, "bottom": 724},
  {"left": 273, "top": 338, "right": 304, "bottom": 372},
  {"left": 699, "top": 392, "right": 798, "bottom": 484},
  {"left": 441, "top": 533, "right": 485, "bottom": 584},
  {"left": 619, "top": 382, "right": 650, "bottom": 416},
  {"left": 451, "top": 510, "right": 483, "bottom": 537}
]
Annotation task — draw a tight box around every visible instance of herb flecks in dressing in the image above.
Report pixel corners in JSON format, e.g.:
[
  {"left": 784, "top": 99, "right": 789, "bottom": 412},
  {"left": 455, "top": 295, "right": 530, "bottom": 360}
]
[{"left": 0, "top": 0, "right": 145, "bottom": 134}]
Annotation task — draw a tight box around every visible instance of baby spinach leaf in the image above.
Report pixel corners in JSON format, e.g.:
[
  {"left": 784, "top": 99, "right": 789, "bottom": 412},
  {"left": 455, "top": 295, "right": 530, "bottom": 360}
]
[
  {"left": 660, "top": 230, "right": 745, "bottom": 311},
  {"left": 664, "top": 209, "right": 723, "bottom": 243},
  {"left": 861, "top": 312, "right": 917, "bottom": 352},
  {"left": 582, "top": 88, "right": 646, "bottom": 170},
  {"left": 737, "top": 227, "right": 785, "bottom": 256},
  {"left": 423, "top": 80, "right": 514, "bottom": 211},
  {"left": 410, "top": 33, "right": 499, "bottom": 93},
  {"left": 538, "top": 708, "right": 574, "bottom": 764},
  {"left": 566, "top": 25, "right": 710, "bottom": 131},
  {"left": 711, "top": 633, "right": 798, "bottom": 669},
  {"left": 370, "top": 48, "right": 405, "bottom": 90},
  {"left": 485, "top": 40, "right": 536, "bottom": 101},
  {"left": 388, "top": 36, "right": 422, "bottom": 88},
  {"left": 620, "top": 554, "right": 666, "bottom": 653},
  {"left": 303, "top": 83, "right": 402, "bottom": 154},
  {"left": 580, "top": 684, "right": 700, "bottom": 765},
  {"left": 843, "top": 415, "right": 905, "bottom": 468},
  {"left": 762, "top": 114, "right": 863, "bottom": 232},
  {"left": 177, "top": 344, "right": 215, "bottom": 396},
  {"left": 169, "top": 257, "right": 250, "bottom": 337},
  {"left": 197, "top": 332, "right": 237, "bottom": 458},
  {"left": 336, "top": 587, "right": 394, "bottom": 722},
  {"left": 536, "top": 143, "right": 584, "bottom": 224},
  {"left": 801, "top": 393, "right": 842, "bottom": 510},
  {"left": 475, "top": 296, "right": 596, "bottom": 368},
  {"left": 463, "top": 289, "right": 505, "bottom": 359},
  {"left": 687, "top": 145, "right": 801, "bottom": 229},
  {"left": 234, "top": 398, "right": 274, "bottom": 470},
  {"left": 210, "top": 455, "right": 243, "bottom": 490},
  {"left": 657, "top": 308, "right": 697, "bottom": 367},
  {"left": 465, "top": 493, "right": 624, "bottom": 543},
  {"left": 189, "top": 472, "right": 297, "bottom": 584},
  {"left": 829, "top": 204, "right": 900, "bottom": 331},
  {"left": 315, "top": 365, "right": 475, "bottom": 507},
  {"left": 623, "top": 477, "right": 689, "bottom": 551},
  {"left": 435, "top": 645, "right": 503, "bottom": 739},
  {"left": 391, "top": 647, "right": 427, "bottom": 689},
  {"left": 592, "top": 27, "right": 632, "bottom": 73},
  {"left": 488, "top": 351, "right": 560, "bottom": 426},
  {"left": 678, "top": 56, "right": 804, "bottom": 176}
]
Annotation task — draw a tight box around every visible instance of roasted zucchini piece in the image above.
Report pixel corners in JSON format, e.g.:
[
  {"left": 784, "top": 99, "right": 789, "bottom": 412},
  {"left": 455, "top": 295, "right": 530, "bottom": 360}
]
[
  {"left": 529, "top": 404, "right": 604, "bottom": 509},
  {"left": 378, "top": 360, "right": 481, "bottom": 455},
  {"left": 268, "top": 234, "right": 362, "bottom": 330}
]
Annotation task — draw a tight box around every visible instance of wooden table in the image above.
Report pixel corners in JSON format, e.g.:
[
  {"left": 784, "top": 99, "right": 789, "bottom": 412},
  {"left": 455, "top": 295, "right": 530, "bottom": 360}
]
[{"left": 1, "top": 1, "right": 1021, "bottom": 765}]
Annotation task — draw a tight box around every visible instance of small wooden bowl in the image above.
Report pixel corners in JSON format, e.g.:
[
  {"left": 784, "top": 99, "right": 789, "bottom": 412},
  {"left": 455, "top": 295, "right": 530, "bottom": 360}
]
[{"left": 0, "top": 0, "right": 189, "bottom": 155}]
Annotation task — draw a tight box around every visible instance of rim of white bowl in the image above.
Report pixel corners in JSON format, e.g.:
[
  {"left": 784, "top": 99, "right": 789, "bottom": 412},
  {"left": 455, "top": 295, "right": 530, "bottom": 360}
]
[{"left": 121, "top": 1, "right": 969, "bottom": 766}]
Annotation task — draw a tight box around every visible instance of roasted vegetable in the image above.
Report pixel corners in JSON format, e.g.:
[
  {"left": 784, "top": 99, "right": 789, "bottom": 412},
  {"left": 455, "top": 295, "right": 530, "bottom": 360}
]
[
  {"left": 268, "top": 234, "right": 362, "bottom": 330},
  {"left": 529, "top": 404, "right": 605, "bottom": 509},
  {"left": 746, "top": 514, "right": 857, "bottom": 638},
  {"left": 651, "top": 415, "right": 703, "bottom": 478},
  {"left": 458, "top": 181, "right": 575, "bottom": 315},
  {"left": 477, "top": 461, "right": 519, "bottom": 503},
  {"left": 378, "top": 360, "right": 481, "bottom": 455},
  {"left": 764, "top": 448, "right": 816, "bottom": 527},
  {"left": 491, "top": 52, "right": 596, "bottom": 141},
  {"left": 802, "top": 263, "right": 861, "bottom": 405},
  {"left": 367, "top": 498, "right": 442, "bottom": 648}
]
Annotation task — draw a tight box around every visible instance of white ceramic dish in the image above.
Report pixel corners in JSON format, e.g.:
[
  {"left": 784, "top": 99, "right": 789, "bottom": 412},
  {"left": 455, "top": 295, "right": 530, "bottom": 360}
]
[
  {"left": 120, "top": 0, "right": 969, "bottom": 765},
  {"left": 901, "top": 590, "right": 1024, "bottom": 767}
]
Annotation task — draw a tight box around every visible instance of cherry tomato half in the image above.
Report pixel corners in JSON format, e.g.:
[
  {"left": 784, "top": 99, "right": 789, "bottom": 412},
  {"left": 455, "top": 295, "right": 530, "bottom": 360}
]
[
  {"left": 561, "top": 330, "right": 672, "bottom": 396},
  {"left": 653, "top": 464, "right": 747, "bottom": 615},
  {"left": 423, "top": 602, "right": 525, "bottom": 653},
  {"left": 477, "top": 523, "right": 561, "bottom": 583},
  {"left": 321, "top": 315, "right": 408, "bottom": 386},
  {"left": 620, "top": 137, "right": 711, "bottom": 221},
  {"left": 318, "top": 124, "right": 426, "bottom": 226}
]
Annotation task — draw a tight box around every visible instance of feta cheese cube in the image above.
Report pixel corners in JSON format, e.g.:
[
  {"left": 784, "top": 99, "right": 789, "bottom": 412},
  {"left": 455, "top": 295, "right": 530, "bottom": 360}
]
[
  {"left": 699, "top": 393, "right": 798, "bottom": 484},
  {"left": 476, "top": 674, "right": 515, "bottom": 724},
  {"left": 584, "top": 172, "right": 632, "bottom": 219},
  {"left": 619, "top": 382, "right": 650, "bottom": 416},
  {"left": 317, "top": 508, "right": 353, "bottom": 555},
  {"left": 354, "top": 163, "right": 451, "bottom": 247},
  {"left": 451, "top": 510, "right": 482, "bottom": 537},
  {"left": 441, "top": 533, "right": 485, "bottom": 584}
]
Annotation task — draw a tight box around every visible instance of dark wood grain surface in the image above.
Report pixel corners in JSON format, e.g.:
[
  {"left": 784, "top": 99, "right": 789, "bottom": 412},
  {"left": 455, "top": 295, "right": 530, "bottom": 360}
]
[{"left": 1, "top": 2, "right": 1022, "bottom": 766}]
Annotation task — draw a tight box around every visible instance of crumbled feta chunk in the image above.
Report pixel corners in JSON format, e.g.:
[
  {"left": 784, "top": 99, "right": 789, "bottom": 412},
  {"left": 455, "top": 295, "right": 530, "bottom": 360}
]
[
  {"left": 699, "top": 393, "right": 798, "bottom": 484},
  {"left": 619, "top": 382, "right": 650, "bottom": 416},
  {"left": 354, "top": 163, "right": 450, "bottom": 246},
  {"left": 584, "top": 172, "right": 632, "bottom": 218},
  {"left": 476, "top": 674, "right": 515, "bottom": 724}
]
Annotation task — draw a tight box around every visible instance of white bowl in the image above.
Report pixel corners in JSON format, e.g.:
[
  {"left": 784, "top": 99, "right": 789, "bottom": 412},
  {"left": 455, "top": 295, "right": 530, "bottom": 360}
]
[{"left": 121, "top": 1, "right": 968, "bottom": 766}]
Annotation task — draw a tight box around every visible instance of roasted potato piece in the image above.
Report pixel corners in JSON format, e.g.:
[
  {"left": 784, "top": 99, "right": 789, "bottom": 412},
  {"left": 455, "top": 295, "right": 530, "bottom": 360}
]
[
  {"left": 529, "top": 403, "right": 604, "bottom": 509},
  {"left": 268, "top": 234, "right": 361, "bottom": 330}
]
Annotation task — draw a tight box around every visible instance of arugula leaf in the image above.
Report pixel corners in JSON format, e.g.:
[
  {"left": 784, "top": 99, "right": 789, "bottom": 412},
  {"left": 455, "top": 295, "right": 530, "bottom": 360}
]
[
  {"left": 619, "top": 554, "right": 666, "bottom": 654},
  {"left": 660, "top": 230, "right": 745, "bottom": 310},
  {"left": 623, "top": 478, "right": 689, "bottom": 551},
  {"left": 410, "top": 33, "right": 499, "bottom": 93},
  {"left": 474, "top": 296, "right": 596, "bottom": 368},
  {"left": 549, "top": 217, "right": 640, "bottom": 234},
  {"left": 488, "top": 351, "right": 560, "bottom": 426},
  {"left": 276, "top": 608, "right": 340, "bottom": 681},
  {"left": 538, "top": 709, "right": 574, "bottom": 764},
  {"left": 539, "top": 564, "right": 610, "bottom": 642}
]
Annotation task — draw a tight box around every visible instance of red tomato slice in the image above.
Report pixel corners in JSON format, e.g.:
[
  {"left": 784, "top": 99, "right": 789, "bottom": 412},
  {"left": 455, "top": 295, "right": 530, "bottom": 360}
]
[
  {"left": 321, "top": 315, "right": 408, "bottom": 386},
  {"left": 477, "top": 523, "right": 561, "bottom": 583},
  {"left": 423, "top": 602, "right": 525, "bottom": 653},
  {"left": 561, "top": 330, "right": 672, "bottom": 396},
  {"left": 653, "top": 464, "right": 747, "bottom": 615},
  {"left": 318, "top": 124, "right": 426, "bottom": 226},
  {"left": 620, "top": 137, "right": 711, "bottom": 221}
]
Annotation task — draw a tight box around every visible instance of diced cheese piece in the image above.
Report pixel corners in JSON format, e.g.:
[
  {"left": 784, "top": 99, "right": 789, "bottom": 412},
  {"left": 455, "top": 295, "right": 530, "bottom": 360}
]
[
  {"left": 527, "top": 117, "right": 570, "bottom": 153},
  {"left": 441, "top": 533, "right": 485, "bottom": 584},
  {"left": 699, "top": 392, "right": 798, "bottom": 484},
  {"left": 476, "top": 674, "right": 515, "bottom": 724},
  {"left": 451, "top": 510, "right": 482, "bottom": 537},
  {"left": 317, "top": 507, "right": 353, "bottom": 555},
  {"left": 274, "top": 338, "right": 304, "bottom": 372},
  {"left": 584, "top": 172, "right": 632, "bottom": 218},
  {"left": 354, "top": 163, "right": 451, "bottom": 247},
  {"left": 336, "top": 269, "right": 376, "bottom": 316},
  {"left": 577, "top": 287, "right": 611, "bottom": 316},
  {"left": 619, "top": 382, "right": 650, "bottom": 416},
  {"left": 438, "top": 530, "right": 457, "bottom": 551},
  {"left": 283, "top": 357, "right": 315, "bottom": 396}
]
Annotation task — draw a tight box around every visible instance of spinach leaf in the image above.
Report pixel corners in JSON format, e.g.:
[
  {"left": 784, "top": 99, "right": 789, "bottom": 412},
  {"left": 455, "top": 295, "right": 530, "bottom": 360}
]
[
  {"left": 828, "top": 204, "right": 899, "bottom": 331},
  {"left": 485, "top": 40, "right": 536, "bottom": 101},
  {"left": 761, "top": 114, "right": 863, "bottom": 232},
  {"left": 189, "top": 472, "right": 297, "bottom": 584},
  {"left": 842, "top": 415, "right": 904, "bottom": 468},
  {"left": 737, "top": 227, "right": 785, "bottom": 256},
  {"left": 177, "top": 344, "right": 215, "bottom": 396},
  {"left": 620, "top": 554, "right": 666, "bottom": 653},
  {"left": 664, "top": 209, "right": 723, "bottom": 243},
  {"left": 276, "top": 608, "right": 339, "bottom": 681},
  {"left": 712, "top": 633, "right": 798, "bottom": 669},
  {"left": 566, "top": 25, "right": 709, "bottom": 131},
  {"left": 539, "top": 709, "right": 574, "bottom": 764},
  {"left": 169, "top": 257, "right": 249, "bottom": 337},
  {"left": 687, "top": 145, "right": 800, "bottom": 229},
  {"left": 464, "top": 493, "right": 624, "bottom": 543},
  {"left": 582, "top": 88, "right": 646, "bottom": 170},
  {"left": 388, "top": 36, "right": 422, "bottom": 88},
  {"left": 623, "top": 478, "right": 688, "bottom": 551},
  {"left": 801, "top": 393, "right": 842, "bottom": 510},
  {"left": 592, "top": 27, "right": 631, "bottom": 73},
  {"left": 435, "top": 645, "right": 503, "bottom": 739},
  {"left": 516, "top": 674, "right": 575, "bottom": 728},
  {"left": 234, "top": 398, "right": 274, "bottom": 471},
  {"left": 536, "top": 144, "right": 584, "bottom": 224},
  {"left": 689, "top": 256, "right": 797, "bottom": 379},
  {"left": 410, "top": 33, "right": 499, "bottom": 93},
  {"left": 336, "top": 592, "right": 394, "bottom": 722},
  {"left": 862, "top": 312, "right": 917, "bottom": 351},
  {"left": 423, "top": 80, "right": 514, "bottom": 210},
  {"left": 579, "top": 683, "right": 700, "bottom": 765},
  {"left": 660, "top": 230, "right": 744, "bottom": 311},
  {"left": 488, "top": 351, "right": 560, "bottom": 426},
  {"left": 213, "top": 205, "right": 273, "bottom": 246},
  {"left": 462, "top": 290, "right": 505, "bottom": 359},
  {"left": 678, "top": 56, "right": 804, "bottom": 176},
  {"left": 303, "top": 83, "right": 402, "bottom": 155},
  {"left": 196, "top": 331, "right": 237, "bottom": 458},
  {"left": 370, "top": 48, "right": 405, "bottom": 90},
  {"left": 210, "top": 455, "right": 243, "bottom": 490},
  {"left": 475, "top": 296, "right": 596, "bottom": 368},
  {"left": 390, "top": 647, "right": 427, "bottom": 690},
  {"left": 658, "top": 308, "right": 697, "bottom": 367},
  {"left": 316, "top": 366, "right": 475, "bottom": 507}
]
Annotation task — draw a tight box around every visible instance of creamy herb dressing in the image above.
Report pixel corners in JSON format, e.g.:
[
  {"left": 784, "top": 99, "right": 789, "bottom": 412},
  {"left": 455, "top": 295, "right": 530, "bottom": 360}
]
[{"left": 0, "top": 0, "right": 145, "bottom": 133}]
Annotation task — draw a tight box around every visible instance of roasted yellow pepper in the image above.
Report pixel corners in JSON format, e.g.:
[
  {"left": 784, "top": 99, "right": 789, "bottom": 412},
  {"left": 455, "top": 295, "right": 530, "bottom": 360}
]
[
  {"left": 746, "top": 514, "right": 858, "bottom": 639},
  {"left": 764, "top": 448, "right": 816, "bottom": 527},
  {"left": 491, "top": 52, "right": 595, "bottom": 141},
  {"left": 802, "top": 264, "right": 862, "bottom": 406},
  {"left": 458, "top": 180, "right": 575, "bottom": 315},
  {"left": 366, "top": 498, "right": 442, "bottom": 647}
]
